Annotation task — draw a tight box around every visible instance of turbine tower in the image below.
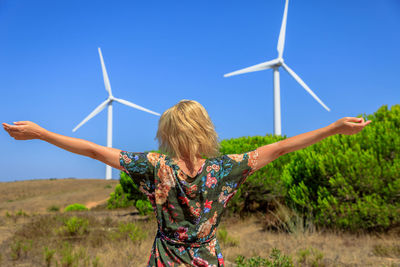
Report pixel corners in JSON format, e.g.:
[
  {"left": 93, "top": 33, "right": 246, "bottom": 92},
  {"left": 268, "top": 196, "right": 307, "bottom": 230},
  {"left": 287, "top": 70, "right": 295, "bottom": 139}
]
[
  {"left": 224, "top": 0, "right": 330, "bottom": 136},
  {"left": 73, "top": 47, "right": 160, "bottom": 180}
]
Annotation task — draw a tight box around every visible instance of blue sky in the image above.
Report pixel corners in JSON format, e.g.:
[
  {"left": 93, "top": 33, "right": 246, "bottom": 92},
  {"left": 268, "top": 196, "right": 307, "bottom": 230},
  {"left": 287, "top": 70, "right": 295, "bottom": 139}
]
[{"left": 1, "top": 0, "right": 399, "bottom": 181}]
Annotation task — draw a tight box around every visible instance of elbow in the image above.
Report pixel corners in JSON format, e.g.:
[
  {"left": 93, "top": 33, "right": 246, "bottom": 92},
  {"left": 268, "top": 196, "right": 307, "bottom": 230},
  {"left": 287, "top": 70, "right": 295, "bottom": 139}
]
[
  {"left": 87, "top": 144, "right": 99, "bottom": 160},
  {"left": 277, "top": 141, "right": 287, "bottom": 157},
  {"left": 88, "top": 149, "right": 98, "bottom": 160}
]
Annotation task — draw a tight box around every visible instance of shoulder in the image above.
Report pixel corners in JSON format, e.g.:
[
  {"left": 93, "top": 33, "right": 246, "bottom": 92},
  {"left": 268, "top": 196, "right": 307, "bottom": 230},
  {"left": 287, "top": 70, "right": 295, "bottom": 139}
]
[
  {"left": 226, "top": 153, "right": 246, "bottom": 163},
  {"left": 146, "top": 152, "right": 165, "bottom": 167},
  {"left": 225, "top": 149, "right": 259, "bottom": 168},
  {"left": 120, "top": 151, "right": 164, "bottom": 166}
]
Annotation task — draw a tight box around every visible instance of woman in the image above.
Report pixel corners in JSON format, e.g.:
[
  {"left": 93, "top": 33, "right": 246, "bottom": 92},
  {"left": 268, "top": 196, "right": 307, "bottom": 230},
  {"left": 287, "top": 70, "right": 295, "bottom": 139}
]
[{"left": 2, "top": 100, "right": 371, "bottom": 266}]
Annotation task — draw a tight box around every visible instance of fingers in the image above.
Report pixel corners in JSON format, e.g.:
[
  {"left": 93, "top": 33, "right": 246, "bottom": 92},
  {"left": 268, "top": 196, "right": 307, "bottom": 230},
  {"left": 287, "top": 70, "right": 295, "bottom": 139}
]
[
  {"left": 2, "top": 123, "right": 13, "bottom": 132},
  {"left": 345, "top": 117, "right": 363, "bottom": 123},
  {"left": 3, "top": 124, "right": 22, "bottom": 131},
  {"left": 14, "top": 121, "right": 29, "bottom": 125},
  {"left": 2, "top": 121, "right": 28, "bottom": 129},
  {"left": 2, "top": 123, "right": 24, "bottom": 135},
  {"left": 345, "top": 117, "right": 372, "bottom": 126}
]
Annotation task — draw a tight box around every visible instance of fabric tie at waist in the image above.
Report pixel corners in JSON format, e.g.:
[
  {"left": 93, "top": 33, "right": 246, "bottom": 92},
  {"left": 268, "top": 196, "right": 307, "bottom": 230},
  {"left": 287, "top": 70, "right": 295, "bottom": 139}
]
[{"left": 157, "top": 229, "right": 216, "bottom": 247}]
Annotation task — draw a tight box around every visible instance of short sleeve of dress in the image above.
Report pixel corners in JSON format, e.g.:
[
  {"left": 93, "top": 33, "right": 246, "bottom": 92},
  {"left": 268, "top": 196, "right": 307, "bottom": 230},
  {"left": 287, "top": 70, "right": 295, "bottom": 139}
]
[
  {"left": 119, "top": 151, "right": 157, "bottom": 195},
  {"left": 224, "top": 149, "right": 259, "bottom": 189}
]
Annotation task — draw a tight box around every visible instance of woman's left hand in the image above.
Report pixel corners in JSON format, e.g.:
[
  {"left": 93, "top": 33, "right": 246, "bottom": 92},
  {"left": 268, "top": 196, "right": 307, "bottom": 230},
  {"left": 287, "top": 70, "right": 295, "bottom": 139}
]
[{"left": 2, "top": 121, "right": 46, "bottom": 140}]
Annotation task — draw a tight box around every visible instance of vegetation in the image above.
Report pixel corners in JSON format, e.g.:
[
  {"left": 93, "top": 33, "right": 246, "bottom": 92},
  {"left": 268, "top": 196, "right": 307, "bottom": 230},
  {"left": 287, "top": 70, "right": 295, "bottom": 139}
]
[
  {"left": 107, "top": 171, "right": 153, "bottom": 213},
  {"left": 0, "top": 211, "right": 151, "bottom": 266},
  {"left": 47, "top": 205, "right": 60, "bottom": 212},
  {"left": 110, "top": 222, "right": 147, "bottom": 243},
  {"left": 56, "top": 216, "right": 89, "bottom": 236},
  {"left": 217, "top": 225, "right": 239, "bottom": 247},
  {"left": 107, "top": 183, "right": 134, "bottom": 209},
  {"left": 64, "top": 203, "right": 89, "bottom": 212},
  {"left": 235, "top": 248, "right": 293, "bottom": 267},
  {"left": 135, "top": 199, "right": 153, "bottom": 215},
  {"left": 223, "top": 104, "right": 400, "bottom": 231}
]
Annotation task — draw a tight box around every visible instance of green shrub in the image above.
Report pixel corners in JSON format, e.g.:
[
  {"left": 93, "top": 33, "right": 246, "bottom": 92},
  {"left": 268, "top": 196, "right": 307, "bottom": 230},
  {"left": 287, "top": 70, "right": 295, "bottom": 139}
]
[
  {"left": 47, "top": 205, "right": 60, "bottom": 212},
  {"left": 92, "top": 256, "right": 102, "bottom": 267},
  {"left": 119, "top": 171, "right": 148, "bottom": 202},
  {"left": 108, "top": 171, "right": 150, "bottom": 209},
  {"left": 64, "top": 203, "right": 88, "bottom": 212},
  {"left": 223, "top": 104, "right": 400, "bottom": 231},
  {"left": 15, "top": 209, "right": 28, "bottom": 217},
  {"left": 57, "top": 216, "right": 89, "bottom": 236},
  {"left": 296, "top": 247, "right": 324, "bottom": 266},
  {"left": 372, "top": 244, "right": 400, "bottom": 258},
  {"left": 10, "top": 239, "right": 32, "bottom": 261},
  {"left": 55, "top": 243, "right": 98, "bottom": 267},
  {"left": 235, "top": 248, "right": 293, "bottom": 267},
  {"left": 135, "top": 199, "right": 153, "bottom": 215},
  {"left": 282, "top": 104, "right": 400, "bottom": 231},
  {"left": 111, "top": 222, "right": 146, "bottom": 243},
  {"left": 43, "top": 246, "right": 56, "bottom": 267},
  {"left": 57, "top": 242, "right": 78, "bottom": 267},
  {"left": 107, "top": 184, "right": 134, "bottom": 209}
]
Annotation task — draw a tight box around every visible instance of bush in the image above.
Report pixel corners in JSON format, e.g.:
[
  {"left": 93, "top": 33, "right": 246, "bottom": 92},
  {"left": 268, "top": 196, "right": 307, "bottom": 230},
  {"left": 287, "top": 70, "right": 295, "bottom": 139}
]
[
  {"left": 223, "top": 104, "right": 400, "bottom": 231},
  {"left": 120, "top": 171, "right": 148, "bottom": 202},
  {"left": 235, "top": 248, "right": 293, "bottom": 267},
  {"left": 107, "top": 184, "right": 134, "bottom": 209},
  {"left": 15, "top": 209, "right": 29, "bottom": 217},
  {"left": 281, "top": 104, "right": 400, "bottom": 231},
  {"left": 135, "top": 199, "right": 153, "bottom": 215},
  {"left": 10, "top": 238, "right": 33, "bottom": 261},
  {"left": 57, "top": 216, "right": 89, "bottom": 236},
  {"left": 296, "top": 247, "right": 324, "bottom": 266},
  {"left": 43, "top": 246, "right": 55, "bottom": 267},
  {"left": 110, "top": 222, "right": 146, "bottom": 243},
  {"left": 47, "top": 205, "right": 60, "bottom": 212},
  {"left": 54, "top": 242, "right": 99, "bottom": 267},
  {"left": 64, "top": 204, "right": 88, "bottom": 212},
  {"left": 107, "top": 171, "right": 150, "bottom": 210}
]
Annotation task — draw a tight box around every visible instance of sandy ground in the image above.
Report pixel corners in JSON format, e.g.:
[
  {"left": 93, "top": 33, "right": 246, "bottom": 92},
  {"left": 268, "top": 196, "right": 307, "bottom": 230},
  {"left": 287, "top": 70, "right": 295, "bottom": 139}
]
[
  {"left": 0, "top": 178, "right": 118, "bottom": 214},
  {"left": 0, "top": 178, "right": 399, "bottom": 266}
]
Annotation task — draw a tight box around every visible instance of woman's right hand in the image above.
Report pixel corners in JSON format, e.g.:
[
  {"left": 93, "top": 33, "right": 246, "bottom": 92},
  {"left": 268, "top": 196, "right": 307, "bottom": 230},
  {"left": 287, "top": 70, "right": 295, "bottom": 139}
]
[
  {"left": 2, "top": 121, "right": 47, "bottom": 140},
  {"left": 331, "top": 117, "right": 372, "bottom": 135}
]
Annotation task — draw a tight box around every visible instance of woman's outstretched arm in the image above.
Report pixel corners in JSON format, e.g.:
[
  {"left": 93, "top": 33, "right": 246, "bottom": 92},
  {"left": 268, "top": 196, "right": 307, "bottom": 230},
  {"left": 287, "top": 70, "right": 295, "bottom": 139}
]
[
  {"left": 252, "top": 117, "right": 372, "bottom": 171},
  {"left": 2, "top": 121, "right": 123, "bottom": 171}
]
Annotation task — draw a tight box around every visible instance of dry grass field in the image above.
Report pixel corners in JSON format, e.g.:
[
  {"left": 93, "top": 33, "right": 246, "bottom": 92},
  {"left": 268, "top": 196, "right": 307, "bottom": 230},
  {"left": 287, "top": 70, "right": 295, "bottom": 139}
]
[{"left": 0, "top": 178, "right": 399, "bottom": 266}]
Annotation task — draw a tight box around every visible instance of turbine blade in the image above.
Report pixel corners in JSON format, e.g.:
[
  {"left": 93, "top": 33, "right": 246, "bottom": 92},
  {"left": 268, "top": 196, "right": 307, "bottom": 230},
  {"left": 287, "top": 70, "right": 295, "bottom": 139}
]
[
  {"left": 277, "top": 0, "right": 289, "bottom": 58},
  {"left": 72, "top": 99, "right": 110, "bottom": 132},
  {"left": 114, "top": 98, "right": 160, "bottom": 116},
  {"left": 98, "top": 47, "right": 112, "bottom": 96},
  {"left": 224, "top": 59, "right": 279, "bottom": 77},
  {"left": 281, "top": 63, "right": 331, "bottom": 112}
]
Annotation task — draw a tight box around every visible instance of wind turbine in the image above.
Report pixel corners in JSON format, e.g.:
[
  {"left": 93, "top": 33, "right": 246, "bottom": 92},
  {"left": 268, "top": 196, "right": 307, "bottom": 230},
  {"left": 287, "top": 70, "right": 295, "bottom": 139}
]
[
  {"left": 224, "top": 0, "right": 330, "bottom": 136},
  {"left": 73, "top": 47, "right": 160, "bottom": 180}
]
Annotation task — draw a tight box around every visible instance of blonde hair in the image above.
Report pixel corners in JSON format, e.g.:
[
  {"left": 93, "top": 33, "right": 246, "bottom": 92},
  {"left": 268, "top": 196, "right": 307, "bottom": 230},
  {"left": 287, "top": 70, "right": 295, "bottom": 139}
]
[{"left": 156, "top": 100, "right": 220, "bottom": 167}]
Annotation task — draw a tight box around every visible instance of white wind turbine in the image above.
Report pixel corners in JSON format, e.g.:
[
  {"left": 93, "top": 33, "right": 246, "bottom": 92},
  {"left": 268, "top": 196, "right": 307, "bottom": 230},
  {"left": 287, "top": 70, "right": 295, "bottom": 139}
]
[
  {"left": 73, "top": 47, "right": 160, "bottom": 180},
  {"left": 224, "top": 0, "right": 330, "bottom": 136}
]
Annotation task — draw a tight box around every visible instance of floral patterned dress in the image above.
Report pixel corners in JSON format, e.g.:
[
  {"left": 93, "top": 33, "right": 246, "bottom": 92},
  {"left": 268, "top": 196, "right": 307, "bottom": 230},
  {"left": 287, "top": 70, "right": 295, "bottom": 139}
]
[{"left": 119, "top": 149, "right": 259, "bottom": 267}]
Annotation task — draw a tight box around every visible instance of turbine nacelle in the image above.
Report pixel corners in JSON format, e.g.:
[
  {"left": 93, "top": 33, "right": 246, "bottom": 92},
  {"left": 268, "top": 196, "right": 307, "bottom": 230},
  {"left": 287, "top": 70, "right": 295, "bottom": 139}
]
[
  {"left": 72, "top": 48, "right": 160, "bottom": 178},
  {"left": 223, "top": 0, "right": 330, "bottom": 136}
]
